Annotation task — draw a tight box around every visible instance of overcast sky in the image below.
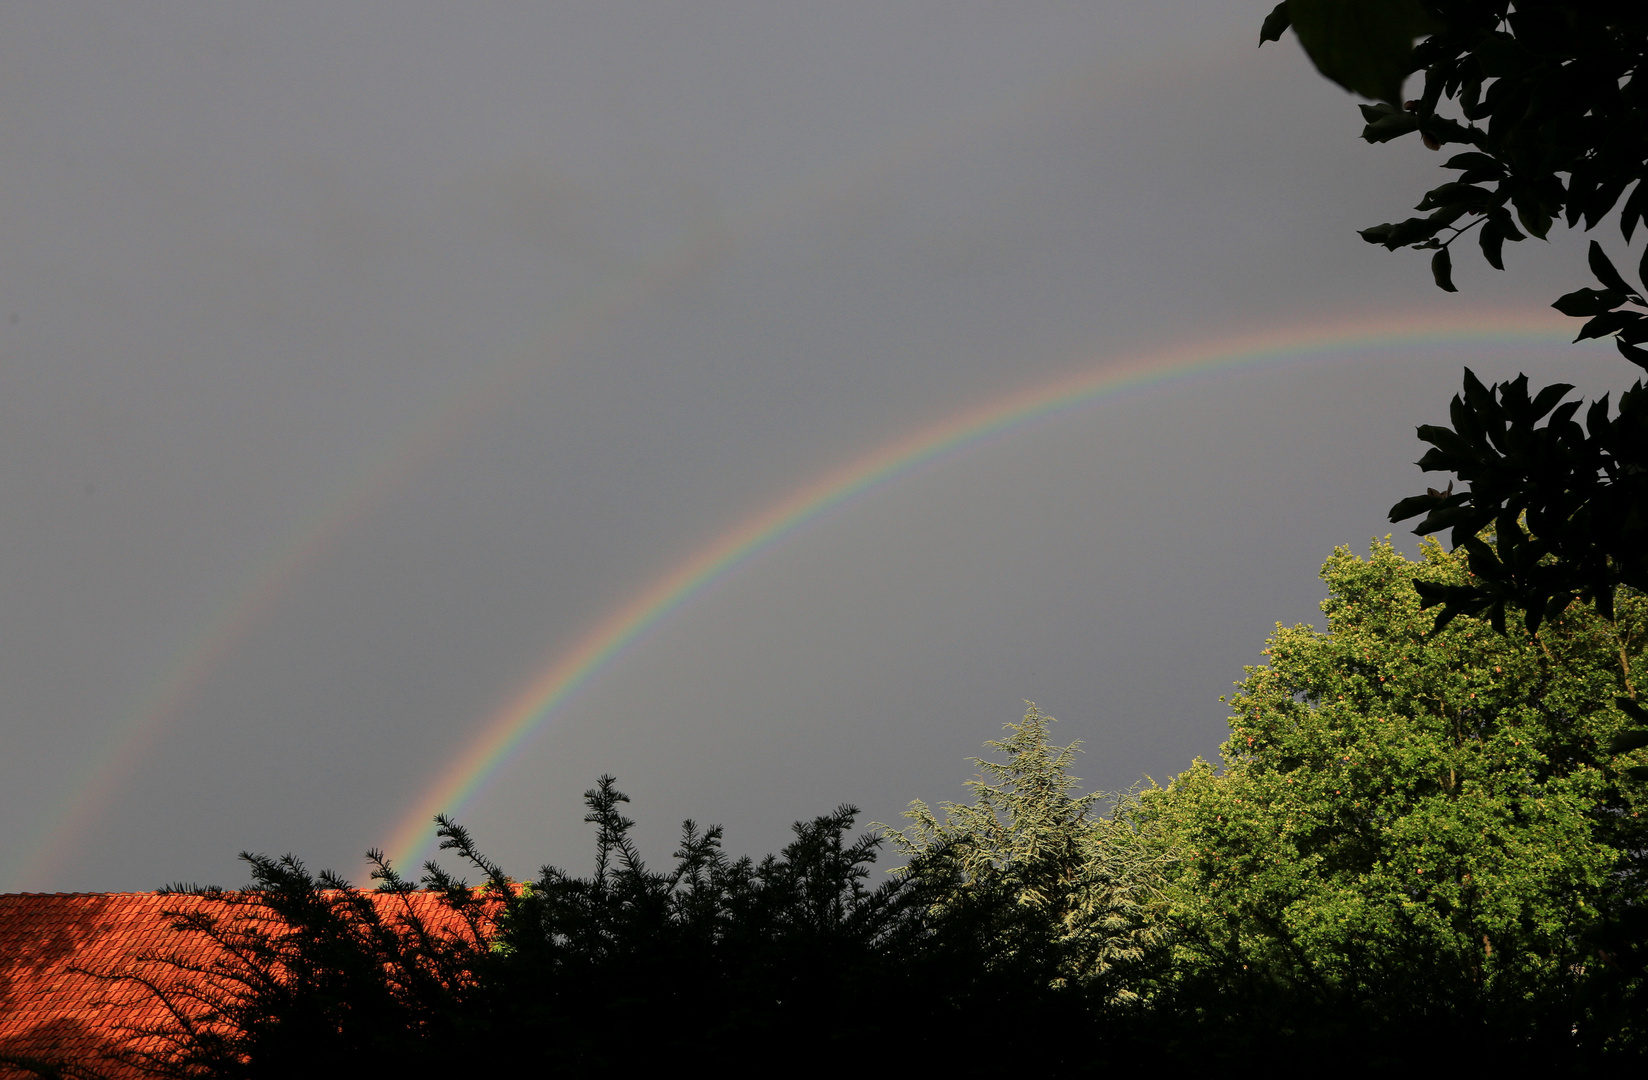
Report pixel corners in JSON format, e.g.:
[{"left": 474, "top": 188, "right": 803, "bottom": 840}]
[{"left": 0, "top": 2, "right": 1631, "bottom": 892}]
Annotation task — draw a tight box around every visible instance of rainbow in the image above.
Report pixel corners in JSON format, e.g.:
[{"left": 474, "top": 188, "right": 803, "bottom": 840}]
[
  {"left": 4, "top": 37, "right": 1263, "bottom": 891},
  {"left": 385, "top": 308, "right": 1580, "bottom": 869},
  {"left": 9, "top": 226, "right": 740, "bottom": 891}
]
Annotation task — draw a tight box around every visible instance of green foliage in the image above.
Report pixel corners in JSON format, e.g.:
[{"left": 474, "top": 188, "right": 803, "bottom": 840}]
[
  {"left": 1144, "top": 539, "right": 1648, "bottom": 1057},
  {"left": 1388, "top": 367, "right": 1648, "bottom": 632},
  {"left": 880, "top": 705, "right": 1172, "bottom": 1000}
]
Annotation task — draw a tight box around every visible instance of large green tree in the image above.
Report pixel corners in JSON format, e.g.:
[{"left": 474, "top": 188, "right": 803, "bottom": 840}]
[{"left": 1145, "top": 539, "right": 1647, "bottom": 1058}]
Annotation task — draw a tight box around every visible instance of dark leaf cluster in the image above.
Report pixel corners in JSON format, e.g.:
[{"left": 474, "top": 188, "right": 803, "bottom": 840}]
[
  {"left": 1552, "top": 240, "right": 1648, "bottom": 370},
  {"left": 1387, "top": 362, "right": 1646, "bottom": 634},
  {"left": 1613, "top": 695, "right": 1648, "bottom": 782},
  {"left": 1265, "top": 1, "right": 1648, "bottom": 355}
]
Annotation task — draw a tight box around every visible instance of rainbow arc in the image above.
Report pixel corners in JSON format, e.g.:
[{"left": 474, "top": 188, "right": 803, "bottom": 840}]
[{"left": 384, "top": 309, "right": 1577, "bottom": 869}]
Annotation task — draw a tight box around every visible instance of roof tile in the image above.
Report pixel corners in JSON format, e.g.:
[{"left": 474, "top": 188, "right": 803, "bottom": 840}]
[{"left": 1, "top": 891, "right": 468, "bottom": 1079}]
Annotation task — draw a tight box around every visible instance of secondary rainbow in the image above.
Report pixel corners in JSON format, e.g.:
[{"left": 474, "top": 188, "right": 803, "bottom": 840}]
[
  {"left": 10, "top": 35, "right": 1298, "bottom": 891},
  {"left": 386, "top": 308, "right": 1582, "bottom": 868}
]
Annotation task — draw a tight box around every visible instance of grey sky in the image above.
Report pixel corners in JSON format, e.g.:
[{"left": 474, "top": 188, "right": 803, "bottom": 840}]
[{"left": 0, "top": 3, "right": 1630, "bottom": 891}]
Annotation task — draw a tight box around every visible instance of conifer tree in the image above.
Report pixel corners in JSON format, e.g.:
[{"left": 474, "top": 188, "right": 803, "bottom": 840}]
[{"left": 881, "top": 705, "right": 1172, "bottom": 1001}]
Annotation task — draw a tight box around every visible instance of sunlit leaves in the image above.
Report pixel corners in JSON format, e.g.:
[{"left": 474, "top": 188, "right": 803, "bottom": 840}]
[
  {"left": 881, "top": 706, "right": 1170, "bottom": 1001},
  {"left": 1145, "top": 541, "right": 1648, "bottom": 1048}
]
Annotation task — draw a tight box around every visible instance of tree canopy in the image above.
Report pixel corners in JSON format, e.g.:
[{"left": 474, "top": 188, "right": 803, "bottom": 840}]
[{"left": 1145, "top": 539, "right": 1648, "bottom": 1058}]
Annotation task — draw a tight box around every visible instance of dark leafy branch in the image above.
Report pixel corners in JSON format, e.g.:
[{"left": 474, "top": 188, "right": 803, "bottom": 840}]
[
  {"left": 1386, "top": 243, "right": 1647, "bottom": 632},
  {"left": 1387, "top": 361, "right": 1647, "bottom": 634},
  {"left": 1260, "top": 5, "right": 1648, "bottom": 631},
  {"left": 1263, "top": 1, "right": 1648, "bottom": 358},
  {"left": 1552, "top": 240, "right": 1648, "bottom": 369}
]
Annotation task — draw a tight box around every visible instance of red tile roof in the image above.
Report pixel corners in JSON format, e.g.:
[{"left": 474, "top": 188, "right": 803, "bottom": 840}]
[{"left": 0, "top": 891, "right": 472, "bottom": 1079}]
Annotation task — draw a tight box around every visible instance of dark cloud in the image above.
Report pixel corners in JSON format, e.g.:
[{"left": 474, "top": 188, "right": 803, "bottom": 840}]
[{"left": 0, "top": 3, "right": 1626, "bottom": 890}]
